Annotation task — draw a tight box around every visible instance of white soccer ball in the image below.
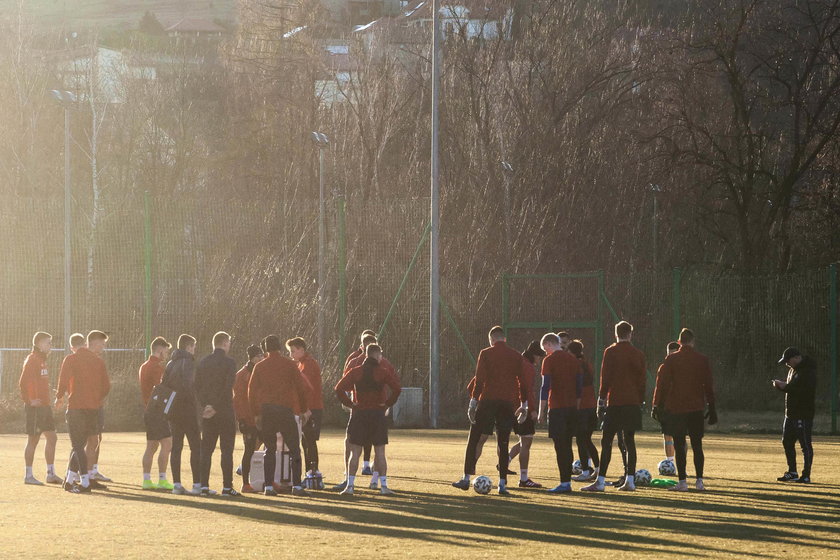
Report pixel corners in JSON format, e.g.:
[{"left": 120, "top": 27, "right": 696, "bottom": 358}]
[
  {"left": 572, "top": 460, "right": 582, "bottom": 475},
  {"left": 472, "top": 475, "right": 492, "bottom": 495},
  {"left": 634, "top": 469, "right": 652, "bottom": 486},
  {"left": 658, "top": 459, "right": 676, "bottom": 476}
]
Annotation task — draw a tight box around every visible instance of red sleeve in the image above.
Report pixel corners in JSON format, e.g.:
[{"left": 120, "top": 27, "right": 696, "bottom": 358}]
[
  {"left": 19, "top": 356, "right": 38, "bottom": 403},
  {"left": 471, "top": 351, "right": 488, "bottom": 400},
  {"left": 57, "top": 355, "right": 72, "bottom": 399},
  {"left": 384, "top": 370, "right": 402, "bottom": 408},
  {"left": 466, "top": 377, "right": 476, "bottom": 394},
  {"left": 334, "top": 369, "right": 356, "bottom": 408},
  {"left": 296, "top": 370, "right": 312, "bottom": 413},
  {"left": 598, "top": 348, "right": 610, "bottom": 400},
  {"left": 247, "top": 368, "right": 261, "bottom": 417},
  {"left": 139, "top": 364, "right": 154, "bottom": 406},
  {"left": 652, "top": 362, "right": 667, "bottom": 407},
  {"left": 232, "top": 368, "right": 250, "bottom": 421}
]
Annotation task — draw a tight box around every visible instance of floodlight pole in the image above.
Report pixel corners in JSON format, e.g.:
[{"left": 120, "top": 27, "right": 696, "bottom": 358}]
[
  {"left": 312, "top": 132, "right": 329, "bottom": 359},
  {"left": 430, "top": 0, "right": 441, "bottom": 428},
  {"left": 50, "top": 90, "right": 76, "bottom": 354}
]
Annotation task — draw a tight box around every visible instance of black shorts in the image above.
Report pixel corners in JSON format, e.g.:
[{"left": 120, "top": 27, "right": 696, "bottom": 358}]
[
  {"left": 347, "top": 409, "right": 388, "bottom": 447},
  {"left": 302, "top": 409, "right": 323, "bottom": 441},
  {"left": 576, "top": 408, "right": 597, "bottom": 434},
  {"left": 603, "top": 404, "right": 642, "bottom": 433},
  {"left": 513, "top": 416, "right": 536, "bottom": 437},
  {"left": 144, "top": 409, "right": 171, "bottom": 441},
  {"left": 666, "top": 410, "right": 704, "bottom": 439},
  {"left": 548, "top": 407, "right": 577, "bottom": 440},
  {"left": 25, "top": 405, "right": 55, "bottom": 436},
  {"left": 66, "top": 409, "right": 99, "bottom": 446},
  {"left": 474, "top": 400, "right": 515, "bottom": 437}
]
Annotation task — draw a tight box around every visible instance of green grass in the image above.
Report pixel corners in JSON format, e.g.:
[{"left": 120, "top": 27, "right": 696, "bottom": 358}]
[{"left": 2, "top": 429, "right": 839, "bottom": 558}]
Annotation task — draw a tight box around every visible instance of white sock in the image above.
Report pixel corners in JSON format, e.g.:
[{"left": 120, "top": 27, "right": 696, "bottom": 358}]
[
  {"left": 596, "top": 476, "right": 605, "bottom": 485},
  {"left": 347, "top": 475, "right": 356, "bottom": 488},
  {"left": 520, "top": 469, "right": 528, "bottom": 482},
  {"left": 81, "top": 474, "right": 90, "bottom": 488},
  {"left": 192, "top": 483, "right": 202, "bottom": 491},
  {"left": 696, "top": 477, "right": 704, "bottom": 484},
  {"left": 379, "top": 475, "right": 387, "bottom": 487},
  {"left": 499, "top": 479, "right": 507, "bottom": 489},
  {"left": 143, "top": 473, "right": 151, "bottom": 481},
  {"left": 47, "top": 464, "right": 55, "bottom": 475},
  {"left": 159, "top": 472, "right": 167, "bottom": 480},
  {"left": 264, "top": 484, "right": 274, "bottom": 491},
  {"left": 371, "top": 471, "right": 379, "bottom": 483},
  {"left": 363, "top": 461, "right": 370, "bottom": 469},
  {"left": 174, "top": 482, "right": 183, "bottom": 489},
  {"left": 92, "top": 464, "right": 99, "bottom": 473},
  {"left": 88, "top": 470, "right": 95, "bottom": 477},
  {"left": 667, "top": 456, "right": 674, "bottom": 462},
  {"left": 462, "top": 474, "right": 471, "bottom": 482},
  {"left": 25, "top": 466, "right": 33, "bottom": 478}
]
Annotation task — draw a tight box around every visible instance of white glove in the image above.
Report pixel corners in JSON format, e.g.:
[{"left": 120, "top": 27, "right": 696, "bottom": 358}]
[
  {"left": 515, "top": 403, "right": 528, "bottom": 424},
  {"left": 467, "top": 398, "right": 478, "bottom": 424}
]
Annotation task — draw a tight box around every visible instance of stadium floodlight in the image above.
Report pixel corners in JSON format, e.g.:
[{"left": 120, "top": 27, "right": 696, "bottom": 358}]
[{"left": 312, "top": 131, "right": 329, "bottom": 357}]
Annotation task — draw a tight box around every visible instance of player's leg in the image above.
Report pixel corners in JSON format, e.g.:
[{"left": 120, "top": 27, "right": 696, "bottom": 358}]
[
  {"left": 90, "top": 408, "right": 109, "bottom": 481},
  {"left": 372, "top": 408, "right": 392, "bottom": 494},
  {"left": 779, "top": 417, "right": 799, "bottom": 481},
  {"left": 689, "top": 429, "right": 705, "bottom": 489},
  {"left": 795, "top": 418, "right": 814, "bottom": 483},
  {"left": 142, "top": 439, "right": 160, "bottom": 489},
  {"left": 362, "top": 442, "right": 373, "bottom": 476},
  {"left": 24, "top": 431, "right": 41, "bottom": 484},
  {"left": 65, "top": 410, "right": 90, "bottom": 491},
  {"left": 618, "top": 430, "right": 637, "bottom": 491},
  {"left": 494, "top": 401, "right": 515, "bottom": 495},
  {"left": 670, "top": 422, "right": 689, "bottom": 492},
  {"left": 342, "top": 443, "right": 363, "bottom": 495},
  {"left": 454, "top": 403, "right": 491, "bottom": 489},
  {"left": 43, "top": 429, "right": 59, "bottom": 483},
  {"left": 582, "top": 420, "right": 616, "bottom": 492},
  {"left": 663, "top": 435, "right": 675, "bottom": 461},
  {"left": 169, "top": 420, "right": 186, "bottom": 491},
  {"left": 613, "top": 429, "right": 628, "bottom": 486},
  {"left": 157, "top": 437, "right": 173, "bottom": 489},
  {"left": 276, "top": 407, "right": 305, "bottom": 495},
  {"left": 199, "top": 415, "right": 220, "bottom": 492},
  {"left": 219, "top": 417, "right": 237, "bottom": 495},
  {"left": 261, "top": 406, "right": 279, "bottom": 495},
  {"left": 185, "top": 416, "right": 203, "bottom": 493},
  {"left": 517, "top": 436, "right": 535, "bottom": 484},
  {"left": 240, "top": 426, "right": 257, "bottom": 492}
]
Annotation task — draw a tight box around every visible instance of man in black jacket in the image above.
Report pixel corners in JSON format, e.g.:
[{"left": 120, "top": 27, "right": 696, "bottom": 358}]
[
  {"left": 773, "top": 347, "right": 817, "bottom": 484},
  {"left": 164, "top": 334, "right": 202, "bottom": 495},
  {"left": 195, "top": 331, "right": 239, "bottom": 496}
]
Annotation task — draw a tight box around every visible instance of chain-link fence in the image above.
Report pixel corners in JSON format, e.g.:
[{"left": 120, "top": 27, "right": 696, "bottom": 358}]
[{"left": 1, "top": 192, "right": 837, "bottom": 432}]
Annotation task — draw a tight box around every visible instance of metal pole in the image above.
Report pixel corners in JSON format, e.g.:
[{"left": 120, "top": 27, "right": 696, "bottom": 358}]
[
  {"left": 337, "top": 195, "right": 347, "bottom": 366},
  {"left": 429, "top": 0, "right": 441, "bottom": 429},
  {"left": 318, "top": 147, "right": 326, "bottom": 358},
  {"left": 144, "top": 191, "right": 153, "bottom": 359},
  {"left": 830, "top": 263, "right": 838, "bottom": 434},
  {"left": 63, "top": 107, "right": 72, "bottom": 355}
]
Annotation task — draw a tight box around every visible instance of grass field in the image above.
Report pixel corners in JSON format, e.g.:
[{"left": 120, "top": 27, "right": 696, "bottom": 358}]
[{"left": 2, "top": 429, "right": 839, "bottom": 558}]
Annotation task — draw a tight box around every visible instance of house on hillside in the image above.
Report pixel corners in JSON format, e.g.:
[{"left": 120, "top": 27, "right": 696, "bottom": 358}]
[{"left": 164, "top": 17, "right": 227, "bottom": 44}]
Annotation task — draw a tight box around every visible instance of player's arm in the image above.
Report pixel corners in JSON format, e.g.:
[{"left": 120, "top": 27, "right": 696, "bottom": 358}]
[
  {"left": 638, "top": 354, "right": 647, "bottom": 404},
  {"left": 538, "top": 359, "right": 551, "bottom": 423},
  {"left": 334, "top": 371, "right": 355, "bottom": 408},
  {"left": 383, "top": 370, "right": 402, "bottom": 408},
  {"left": 247, "top": 368, "right": 261, "bottom": 420},
  {"left": 575, "top": 365, "right": 583, "bottom": 409},
  {"left": 55, "top": 356, "right": 72, "bottom": 409},
  {"left": 470, "top": 351, "right": 488, "bottom": 400},
  {"left": 19, "top": 358, "right": 39, "bottom": 405},
  {"left": 101, "top": 362, "right": 111, "bottom": 398}
]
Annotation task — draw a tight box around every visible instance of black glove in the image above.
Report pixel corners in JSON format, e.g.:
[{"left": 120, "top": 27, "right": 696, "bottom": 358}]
[
  {"left": 705, "top": 405, "right": 718, "bottom": 425},
  {"left": 596, "top": 398, "right": 606, "bottom": 423},
  {"left": 651, "top": 406, "right": 662, "bottom": 423}
]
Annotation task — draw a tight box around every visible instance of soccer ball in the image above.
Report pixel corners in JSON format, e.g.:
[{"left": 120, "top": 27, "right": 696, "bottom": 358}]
[
  {"left": 658, "top": 459, "right": 677, "bottom": 476},
  {"left": 572, "top": 460, "right": 582, "bottom": 475},
  {"left": 634, "top": 469, "right": 652, "bottom": 486},
  {"left": 472, "top": 475, "right": 492, "bottom": 495}
]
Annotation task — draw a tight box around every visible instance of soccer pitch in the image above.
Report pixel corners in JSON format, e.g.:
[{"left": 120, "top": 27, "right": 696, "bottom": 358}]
[{"left": 2, "top": 430, "right": 838, "bottom": 558}]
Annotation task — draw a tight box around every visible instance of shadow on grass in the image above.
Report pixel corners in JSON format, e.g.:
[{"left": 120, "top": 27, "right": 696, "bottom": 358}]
[{"left": 88, "top": 478, "right": 840, "bottom": 556}]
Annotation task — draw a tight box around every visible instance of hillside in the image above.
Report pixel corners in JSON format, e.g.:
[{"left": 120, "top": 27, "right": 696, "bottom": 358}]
[{"left": 0, "top": 0, "right": 236, "bottom": 30}]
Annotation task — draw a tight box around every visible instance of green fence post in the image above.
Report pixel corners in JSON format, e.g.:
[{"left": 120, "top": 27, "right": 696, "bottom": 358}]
[
  {"left": 337, "top": 195, "right": 347, "bottom": 364},
  {"left": 672, "top": 268, "right": 682, "bottom": 339},
  {"left": 143, "top": 191, "right": 153, "bottom": 359},
  {"left": 442, "top": 298, "right": 476, "bottom": 369},
  {"left": 596, "top": 270, "right": 605, "bottom": 382},
  {"left": 830, "top": 263, "right": 838, "bottom": 434}
]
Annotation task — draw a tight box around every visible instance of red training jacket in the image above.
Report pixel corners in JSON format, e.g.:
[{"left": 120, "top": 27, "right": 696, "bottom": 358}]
[
  {"left": 138, "top": 355, "right": 164, "bottom": 407},
  {"left": 57, "top": 348, "right": 111, "bottom": 410},
  {"left": 335, "top": 361, "right": 401, "bottom": 410},
  {"left": 298, "top": 353, "right": 324, "bottom": 410},
  {"left": 599, "top": 341, "right": 646, "bottom": 406},
  {"left": 19, "top": 351, "right": 50, "bottom": 405},
  {"left": 248, "top": 351, "right": 310, "bottom": 417},
  {"left": 470, "top": 341, "right": 528, "bottom": 406},
  {"left": 653, "top": 345, "right": 715, "bottom": 414},
  {"left": 541, "top": 349, "right": 582, "bottom": 409}
]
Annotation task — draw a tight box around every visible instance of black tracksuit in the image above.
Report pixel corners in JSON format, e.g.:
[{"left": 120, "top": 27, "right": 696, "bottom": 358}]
[
  {"left": 163, "top": 350, "right": 201, "bottom": 485},
  {"left": 195, "top": 348, "right": 237, "bottom": 489},
  {"left": 777, "top": 356, "right": 817, "bottom": 478}
]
